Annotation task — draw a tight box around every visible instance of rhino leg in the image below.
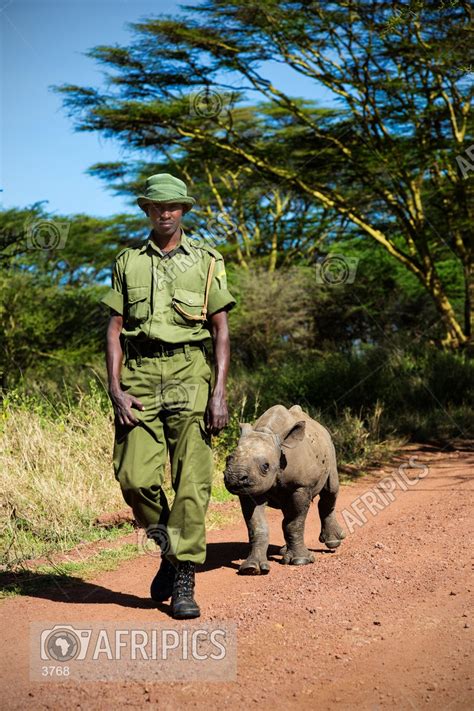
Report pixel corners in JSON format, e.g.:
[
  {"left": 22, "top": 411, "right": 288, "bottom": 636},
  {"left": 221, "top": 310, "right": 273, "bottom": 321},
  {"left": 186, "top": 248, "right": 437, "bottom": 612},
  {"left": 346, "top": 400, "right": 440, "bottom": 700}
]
[
  {"left": 238, "top": 496, "right": 270, "bottom": 575},
  {"left": 281, "top": 488, "right": 314, "bottom": 565},
  {"left": 318, "top": 471, "right": 346, "bottom": 550}
]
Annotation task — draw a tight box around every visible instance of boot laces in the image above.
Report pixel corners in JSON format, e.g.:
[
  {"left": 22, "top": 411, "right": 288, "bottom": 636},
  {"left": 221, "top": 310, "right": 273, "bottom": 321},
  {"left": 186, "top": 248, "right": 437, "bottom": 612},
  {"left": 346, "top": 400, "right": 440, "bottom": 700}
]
[{"left": 174, "top": 562, "right": 195, "bottom": 597}]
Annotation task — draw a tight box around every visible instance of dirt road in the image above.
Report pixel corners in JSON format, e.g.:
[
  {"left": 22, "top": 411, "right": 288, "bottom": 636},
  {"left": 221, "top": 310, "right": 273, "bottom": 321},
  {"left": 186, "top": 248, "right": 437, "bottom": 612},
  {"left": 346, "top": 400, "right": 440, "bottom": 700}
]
[{"left": 1, "top": 444, "right": 472, "bottom": 710}]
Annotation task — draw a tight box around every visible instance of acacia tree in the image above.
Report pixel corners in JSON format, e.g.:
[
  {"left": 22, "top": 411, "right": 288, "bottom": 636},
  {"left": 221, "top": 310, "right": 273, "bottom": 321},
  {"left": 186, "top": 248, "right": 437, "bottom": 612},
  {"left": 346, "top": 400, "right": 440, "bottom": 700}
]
[
  {"left": 91, "top": 159, "right": 335, "bottom": 272},
  {"left": 87, "top": 102, "right": 340, "bottom": 271},
  {"left": 55, "top": 0, "right": 473, "bottom": 348}
]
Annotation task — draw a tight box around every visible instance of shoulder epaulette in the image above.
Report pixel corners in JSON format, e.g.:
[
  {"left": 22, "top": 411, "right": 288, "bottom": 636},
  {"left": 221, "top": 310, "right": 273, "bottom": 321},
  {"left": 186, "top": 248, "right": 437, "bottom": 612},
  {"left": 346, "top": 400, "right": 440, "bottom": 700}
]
[
  {"left": 115, "top": 243, "right": 143, "bottom": 260},
  {"left": 193, "top": 241, "right": 224, "bottom": 260},
  {"left": 115, "top": 247, "right": 130, "bottom": 260}
]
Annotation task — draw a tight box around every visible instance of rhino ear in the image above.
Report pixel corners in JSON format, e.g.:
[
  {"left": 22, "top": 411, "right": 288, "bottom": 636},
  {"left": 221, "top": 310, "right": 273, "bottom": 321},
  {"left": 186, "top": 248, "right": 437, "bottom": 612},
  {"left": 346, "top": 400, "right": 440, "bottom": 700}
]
[
  {"left": 239, "top": 422, "right": 253, "bottom": 437},
  {"left": 280, "top": 420, "right": 306, "bottom": 449}
]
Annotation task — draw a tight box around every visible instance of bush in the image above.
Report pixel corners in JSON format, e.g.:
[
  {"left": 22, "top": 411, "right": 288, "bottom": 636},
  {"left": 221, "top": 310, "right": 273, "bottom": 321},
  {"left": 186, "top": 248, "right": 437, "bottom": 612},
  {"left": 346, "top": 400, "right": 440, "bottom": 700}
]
[{"left": 226, "top": 343, "right": 474, "bottom": 443}]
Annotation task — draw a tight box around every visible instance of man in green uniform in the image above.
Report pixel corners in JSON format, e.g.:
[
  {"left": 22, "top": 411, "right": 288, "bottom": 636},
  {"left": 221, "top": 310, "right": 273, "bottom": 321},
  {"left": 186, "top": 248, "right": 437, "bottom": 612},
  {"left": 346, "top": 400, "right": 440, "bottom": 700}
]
[{"left": 101, "top": 173, "right": 236, "bottom": 619}]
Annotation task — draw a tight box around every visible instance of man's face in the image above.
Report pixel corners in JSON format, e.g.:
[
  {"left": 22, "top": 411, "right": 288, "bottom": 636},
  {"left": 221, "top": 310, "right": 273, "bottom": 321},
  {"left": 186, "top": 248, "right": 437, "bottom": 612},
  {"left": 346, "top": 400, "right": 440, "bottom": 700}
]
[{"left": 145, "top": 202, "right": 185, "bottom": 237}]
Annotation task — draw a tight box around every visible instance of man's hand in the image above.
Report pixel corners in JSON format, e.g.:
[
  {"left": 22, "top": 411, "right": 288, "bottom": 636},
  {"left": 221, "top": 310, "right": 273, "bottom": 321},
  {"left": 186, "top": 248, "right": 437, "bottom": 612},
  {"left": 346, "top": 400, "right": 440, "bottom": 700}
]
[
  {"left": 109, "top": 387, "right": 145, "bottom": 427},
  {"left": 205, "top": 391, "right": 229, "bottom": 436},
  {"left": 105, "top": 314, "right": 144, "bottom": 427}
]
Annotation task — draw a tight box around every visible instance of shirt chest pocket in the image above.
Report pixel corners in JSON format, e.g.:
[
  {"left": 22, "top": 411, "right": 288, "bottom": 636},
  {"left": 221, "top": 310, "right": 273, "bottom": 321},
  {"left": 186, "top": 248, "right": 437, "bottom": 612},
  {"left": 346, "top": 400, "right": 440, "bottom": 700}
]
[
  {"left": 126, "top": 286, "right": 150, "bottom": 325},
  {"left": 172, "top": 287, "right": 205, "bottom": 327}
]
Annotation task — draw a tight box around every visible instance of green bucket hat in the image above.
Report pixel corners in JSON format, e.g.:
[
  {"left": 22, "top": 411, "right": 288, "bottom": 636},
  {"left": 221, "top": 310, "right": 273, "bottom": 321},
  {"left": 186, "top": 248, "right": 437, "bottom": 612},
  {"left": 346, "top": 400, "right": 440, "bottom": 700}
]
[{"left": 136, "top": 173, "right": 196, "bottom": 212}]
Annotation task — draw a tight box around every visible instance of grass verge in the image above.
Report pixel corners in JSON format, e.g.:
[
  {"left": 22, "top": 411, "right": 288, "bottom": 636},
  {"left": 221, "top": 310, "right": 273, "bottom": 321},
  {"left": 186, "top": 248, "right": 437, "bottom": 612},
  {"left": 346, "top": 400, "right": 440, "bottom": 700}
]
[
  {"left": 1, "top": 383, "right": 405, "bottom": 572},
  {"left": 0, "top": 543, "right": 141, "bottom": 598}
]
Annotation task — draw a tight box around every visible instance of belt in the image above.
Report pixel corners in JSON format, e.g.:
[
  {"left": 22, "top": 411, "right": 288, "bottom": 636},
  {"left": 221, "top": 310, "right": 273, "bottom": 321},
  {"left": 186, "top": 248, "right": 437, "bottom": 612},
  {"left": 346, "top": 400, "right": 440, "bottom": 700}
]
[{"left": 125, "top": 339, "right": 205, "bottom": 360}]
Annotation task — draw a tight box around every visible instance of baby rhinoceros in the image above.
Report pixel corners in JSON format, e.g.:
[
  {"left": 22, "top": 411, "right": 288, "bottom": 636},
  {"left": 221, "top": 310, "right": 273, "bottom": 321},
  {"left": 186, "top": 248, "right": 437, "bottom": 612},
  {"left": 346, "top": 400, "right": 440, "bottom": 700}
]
[{"left": 224, "top": 404, "right": 346, "bottom": 574}]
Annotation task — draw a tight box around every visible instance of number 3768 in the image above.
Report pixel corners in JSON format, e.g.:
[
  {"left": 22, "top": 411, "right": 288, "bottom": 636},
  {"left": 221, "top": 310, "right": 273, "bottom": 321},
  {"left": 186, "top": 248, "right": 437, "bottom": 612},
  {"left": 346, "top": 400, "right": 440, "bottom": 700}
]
[{"left": 41, "top": 666, "right": 70, "bottom": 676}]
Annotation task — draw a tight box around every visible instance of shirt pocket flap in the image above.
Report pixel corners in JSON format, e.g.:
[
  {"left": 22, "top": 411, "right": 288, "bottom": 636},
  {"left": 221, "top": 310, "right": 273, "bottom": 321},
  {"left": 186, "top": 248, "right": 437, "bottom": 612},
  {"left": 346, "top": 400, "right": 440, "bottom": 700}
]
[
  {"left": 172, "top": 288, "right": 204, "bottom": 307},
  {"left": 172, "top": 287, "right": 205, "bottom": 324},
  {"left": 127, "top": 286, "right": 149, "bottom": 304}
]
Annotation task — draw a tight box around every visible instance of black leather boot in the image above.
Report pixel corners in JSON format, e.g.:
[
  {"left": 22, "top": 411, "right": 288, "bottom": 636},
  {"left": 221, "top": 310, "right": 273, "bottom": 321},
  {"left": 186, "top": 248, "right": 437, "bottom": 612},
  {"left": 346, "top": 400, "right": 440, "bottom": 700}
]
[
  {"left": 171, "top": 561, "right": 200, "bottom": 619},
  {"left": 150, "top": 556, "right": 176, "bottom": 603}
]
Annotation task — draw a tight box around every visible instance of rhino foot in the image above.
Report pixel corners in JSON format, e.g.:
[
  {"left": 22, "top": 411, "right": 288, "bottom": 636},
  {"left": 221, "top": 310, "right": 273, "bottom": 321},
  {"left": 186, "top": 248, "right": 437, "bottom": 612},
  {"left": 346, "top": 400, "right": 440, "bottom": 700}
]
[
  {"left": 281, "top": 546, "right": 314, "bottom": 565},
  {"left": 239, "top": 557, "right": 270, "bottom": 575},
  {"left": 319, "top": 519, "right": 346, "bottom": 550}
]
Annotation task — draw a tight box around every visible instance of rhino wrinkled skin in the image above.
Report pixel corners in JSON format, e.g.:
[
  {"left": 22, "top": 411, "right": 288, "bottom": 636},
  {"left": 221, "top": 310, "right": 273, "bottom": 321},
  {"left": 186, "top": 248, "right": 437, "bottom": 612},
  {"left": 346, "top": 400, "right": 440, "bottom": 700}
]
[{"left": 224, "top": 404, "right": 346, "bottom": 574}]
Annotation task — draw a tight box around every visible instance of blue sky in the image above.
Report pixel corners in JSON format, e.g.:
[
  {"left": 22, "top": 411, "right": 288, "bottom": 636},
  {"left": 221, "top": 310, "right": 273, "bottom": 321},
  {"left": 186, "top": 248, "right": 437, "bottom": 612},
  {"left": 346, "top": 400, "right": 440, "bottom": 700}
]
[{"left": 1, "top": 0, "right": 332, "bottom": 218}]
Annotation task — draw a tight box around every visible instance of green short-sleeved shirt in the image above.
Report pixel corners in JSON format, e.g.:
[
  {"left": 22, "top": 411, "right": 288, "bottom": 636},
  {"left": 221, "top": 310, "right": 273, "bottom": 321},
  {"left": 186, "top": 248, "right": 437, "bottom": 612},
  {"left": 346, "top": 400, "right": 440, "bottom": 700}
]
[{"left": 100, "top": 228, "right": 236, "bottom": 344}]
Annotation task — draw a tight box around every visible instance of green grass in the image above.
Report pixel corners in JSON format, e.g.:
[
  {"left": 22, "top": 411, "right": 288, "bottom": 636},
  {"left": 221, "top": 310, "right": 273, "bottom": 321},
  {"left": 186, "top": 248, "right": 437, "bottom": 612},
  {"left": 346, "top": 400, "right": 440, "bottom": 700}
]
[
  {"left": 1, "top": 385, "right": 132, "bottom": 568},
  {"left": 0, "top": 381, "right": 242, "bottom": 569},
  {"left": 5, "top": 342, "right": 468, "bottom": 573},
  {"left": 210, "top": 476, "right": 234, "bottom": 503},
  {"left": 0, "top": 381, "right": 404, "bottom": 569},
  {"left": 0, "top": 543, "right": 142, "bottom": 598}
]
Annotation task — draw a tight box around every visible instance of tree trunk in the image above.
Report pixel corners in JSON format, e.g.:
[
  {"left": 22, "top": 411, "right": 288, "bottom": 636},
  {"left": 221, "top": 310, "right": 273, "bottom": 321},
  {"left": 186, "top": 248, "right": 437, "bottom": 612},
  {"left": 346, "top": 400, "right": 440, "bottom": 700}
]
[
  {"left": 463, "top": 260, "right": 474, "bottom": 356},
  {"left": 427, "top": 272, "right": 468, "bottom": 349}
]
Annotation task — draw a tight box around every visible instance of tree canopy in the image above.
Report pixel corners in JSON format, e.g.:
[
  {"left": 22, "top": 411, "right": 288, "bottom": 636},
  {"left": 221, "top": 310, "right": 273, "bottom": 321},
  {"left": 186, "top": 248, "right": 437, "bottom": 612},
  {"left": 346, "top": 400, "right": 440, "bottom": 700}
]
[{"left": 54, "top": 0, "right": 473, "bottom": 349}]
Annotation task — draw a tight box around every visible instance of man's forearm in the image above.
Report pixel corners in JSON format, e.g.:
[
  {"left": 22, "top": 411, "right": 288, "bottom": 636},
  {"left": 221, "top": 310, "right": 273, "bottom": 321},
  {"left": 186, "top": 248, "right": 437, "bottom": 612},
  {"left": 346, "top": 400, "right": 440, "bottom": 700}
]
[
  {"left": 212, "top": 345, "right": 230, "bottom": 397},
  {"left": 211, "top": 311, "right": 230, "bottom": 397},
  {"left": 106, "top": 315, "right": 124, "bottom": 395}
]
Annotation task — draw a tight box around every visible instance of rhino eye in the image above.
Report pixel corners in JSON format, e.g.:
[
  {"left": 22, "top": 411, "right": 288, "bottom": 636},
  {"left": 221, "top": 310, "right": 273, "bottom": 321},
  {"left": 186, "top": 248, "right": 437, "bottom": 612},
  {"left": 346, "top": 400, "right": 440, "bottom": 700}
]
[{"left": 261, "top": 462, "right": 270, "bottom": 473}]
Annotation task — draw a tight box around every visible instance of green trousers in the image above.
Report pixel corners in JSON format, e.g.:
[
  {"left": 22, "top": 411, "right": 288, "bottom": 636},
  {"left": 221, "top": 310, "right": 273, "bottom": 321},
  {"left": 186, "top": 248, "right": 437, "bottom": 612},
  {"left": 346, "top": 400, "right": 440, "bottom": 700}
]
[{"left": 113, "top": 344, "right": 214, "bottom": 565}]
